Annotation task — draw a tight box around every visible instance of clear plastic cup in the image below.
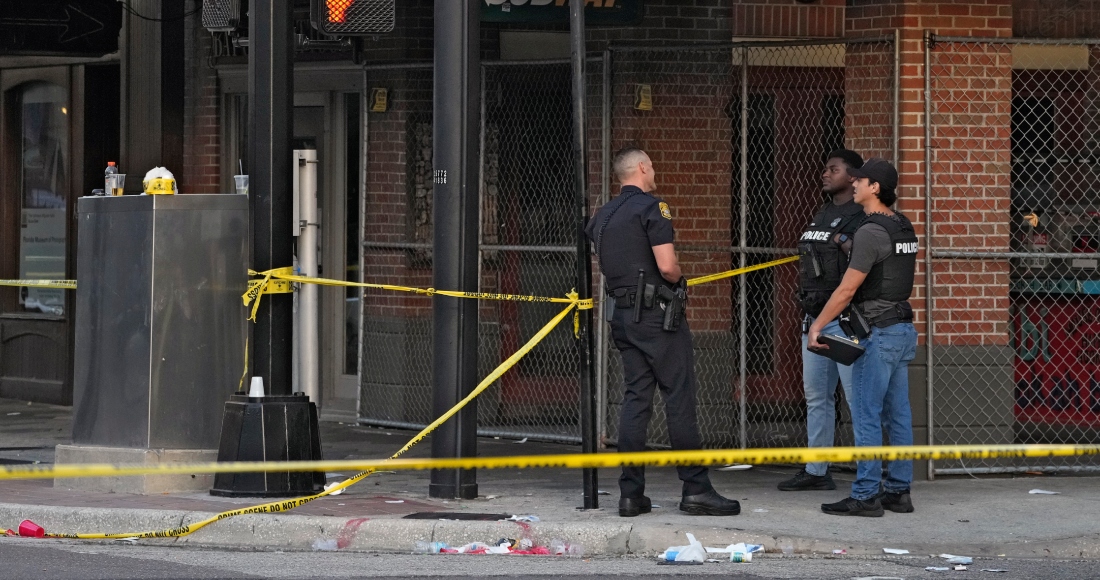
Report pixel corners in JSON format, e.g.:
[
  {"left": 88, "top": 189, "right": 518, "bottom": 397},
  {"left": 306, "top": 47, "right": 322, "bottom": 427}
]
[
  {"left": 112, "top": 174, "right": 126, "bottom": 196},
  {"left": 234, "top": 175, "right": 249, "bottom": 195}
]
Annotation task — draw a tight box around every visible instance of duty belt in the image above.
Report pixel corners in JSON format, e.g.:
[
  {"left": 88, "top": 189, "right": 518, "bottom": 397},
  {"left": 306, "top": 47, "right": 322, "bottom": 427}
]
[
  {"left": 869, "top": 302, "right": 914, "bottom": 328},
  {"left": 607, "top": 288, "right": 653, "bottom": 309}
]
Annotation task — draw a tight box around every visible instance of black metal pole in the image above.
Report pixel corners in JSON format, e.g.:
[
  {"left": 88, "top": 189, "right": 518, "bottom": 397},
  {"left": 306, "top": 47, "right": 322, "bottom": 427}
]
[
  {"left": 429, "top": 0, "right": 480, "bottom": 500},
  {"left": 247, "top": 0, "right": 294, "bottom": 396},
  {"left": 570, "top": 0, "right": 599, "bottom": 510}
]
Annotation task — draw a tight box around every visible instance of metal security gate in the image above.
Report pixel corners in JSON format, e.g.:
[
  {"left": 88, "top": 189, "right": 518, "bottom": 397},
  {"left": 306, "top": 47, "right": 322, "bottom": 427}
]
[
  {"left": 357, "top": 59, "right": 605, "bottom": 444},
  {"left": 927, "top": 36, "right": 1100, "bottom": 474},
  {"left": 602, "top": 36, "right": 898, "bottom": 449}
]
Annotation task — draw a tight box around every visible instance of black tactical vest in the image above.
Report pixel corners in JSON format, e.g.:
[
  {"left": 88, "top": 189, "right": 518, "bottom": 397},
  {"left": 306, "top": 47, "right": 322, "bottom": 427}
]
[
  {"left": 854, "top": 212, "right": 919, "bottom": 303},
  {"left": 797, "top": 202, "right": 864, "bottom": 317}
]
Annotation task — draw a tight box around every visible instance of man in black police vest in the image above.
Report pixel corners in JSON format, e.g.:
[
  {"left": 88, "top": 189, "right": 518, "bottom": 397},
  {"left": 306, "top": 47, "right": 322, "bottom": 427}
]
[
  {"left": 586, "top": 147, "right": 740, "bottom": 518},
  {"left": 779, "top": 149, "right": 865, "bottom": 492},
  {"left": 808, "top": 158, "right": 919, "bottom": 517}
]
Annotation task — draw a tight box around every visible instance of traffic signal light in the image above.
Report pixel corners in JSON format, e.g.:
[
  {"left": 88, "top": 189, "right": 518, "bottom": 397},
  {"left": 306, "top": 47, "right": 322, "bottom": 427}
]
[
  {"left": 201, "top": 0, "right": 240, "bottom": 32},
  {"left": 313, "top": 0, "right": 395, "bottom": 35}
]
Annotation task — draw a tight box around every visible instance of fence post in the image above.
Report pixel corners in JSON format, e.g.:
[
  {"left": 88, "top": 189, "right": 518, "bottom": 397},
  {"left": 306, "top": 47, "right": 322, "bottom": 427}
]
[
  {"left": 738, "top": 46, "right": 749, "bottom": 450},
  {"left": 570, "top": 0, "right": 599, "bottom": 510},
  {"left": 595, "top": 49, "right": 612, "bottom": 446},
  {"left": 923, "top": 30, "right": 936, "bottom": 481}
]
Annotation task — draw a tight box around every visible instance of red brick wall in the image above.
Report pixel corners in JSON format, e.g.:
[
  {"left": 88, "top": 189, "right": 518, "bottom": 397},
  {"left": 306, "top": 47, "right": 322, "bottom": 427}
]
[
  {"left": 361, "top": 69, "right": 435, "bottom": 320},
  {"left": 732, "top": 0, "right": 846, "bottom": 38},
  {"left": 847, "top": 0, "right": 1013, "bottom": 347},
  {"left": 181, "top": 3, "right": 220, "bottom": 194},
  {"left": 608, "top": 49, "right": 735, "bottom": 332}
]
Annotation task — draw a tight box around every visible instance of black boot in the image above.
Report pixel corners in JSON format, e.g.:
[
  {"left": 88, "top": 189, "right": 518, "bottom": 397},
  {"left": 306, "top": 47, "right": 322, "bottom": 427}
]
[
  {"left": 777, "top": 468, "right": 837, "bottom": 491},
  {"left": 878, "top": 490, "right": 914, "bottom": 513},
  {"left": 821, "top": 496, "right": 884, "bottom": 517},
  {"left": 619, "top": 495, "right": 652, "bottom": 517},
  {"left": 679, "top": 489, "right": 740, "bottom": 516}
]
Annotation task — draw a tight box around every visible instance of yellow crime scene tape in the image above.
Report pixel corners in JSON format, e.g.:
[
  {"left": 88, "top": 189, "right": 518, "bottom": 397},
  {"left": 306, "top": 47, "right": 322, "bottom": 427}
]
[
  {"left": 6, "top": 444, "right": 1100, "bottom": 484},
  {"left": 0, "top": 279, "right": 77, "bottom": 289},
  {"left": 1, "top": 256, "right": 802, "bottom": 540}
]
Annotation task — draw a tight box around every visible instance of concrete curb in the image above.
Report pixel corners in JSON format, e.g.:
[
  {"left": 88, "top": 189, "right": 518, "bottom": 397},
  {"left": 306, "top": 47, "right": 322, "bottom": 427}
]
[{"left": 3, "top": 502, "right": 1099, "bottom": 559}]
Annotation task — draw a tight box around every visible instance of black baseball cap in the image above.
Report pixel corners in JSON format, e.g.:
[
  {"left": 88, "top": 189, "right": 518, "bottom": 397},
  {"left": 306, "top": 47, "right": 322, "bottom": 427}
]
[{"left": 849, "top": 157, "right": 898, "bottom": 191}]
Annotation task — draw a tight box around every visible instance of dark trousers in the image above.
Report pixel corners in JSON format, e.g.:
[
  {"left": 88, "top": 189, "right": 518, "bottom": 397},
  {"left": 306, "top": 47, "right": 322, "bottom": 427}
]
[{"left": 610, "top": 306, "right": 712, "bottom": 498}]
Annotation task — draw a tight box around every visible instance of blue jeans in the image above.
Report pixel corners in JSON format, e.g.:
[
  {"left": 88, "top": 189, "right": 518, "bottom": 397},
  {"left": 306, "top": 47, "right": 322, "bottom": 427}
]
[
  {"left": 849, "top": 322, "right": 917, "bottom": 500},
  {"left": 802, "top": 318, "right": 854, "bottom": 477}
]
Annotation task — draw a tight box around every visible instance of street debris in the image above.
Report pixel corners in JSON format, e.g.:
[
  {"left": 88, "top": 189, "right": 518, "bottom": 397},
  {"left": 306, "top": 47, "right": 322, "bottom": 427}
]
[
  {"left": 940, "top": 554, "right": 973, "bottom": 564},
  {"left": 513, "top": 437, "right": 527, "bottom": 444},
  {"left": 113, "top": 537, "right": 138, "bottom": 544},
  {"left": 312, "top": 539, "right": 338, "bottom": 551},
  {"left": 954, "top": 565, "right": 969, "bottom": 571},
  {"left": 717, "top": 464, "right": 753, "bottom": 471},
  {"left": 385, "top": 500, "right": 405, "bottom": 504},
  {"left": 6, "top": 412, "right": 20, "bottom": 416},
  {"left": 597, "top": 490, "right": 611, "bottom": 495},
  {"left": 323, "top": 482, "right": 344, "bottom": 496},
  {"left": 752, "top": 508, "right": 768, "bottom": 513},
  {"left": 832, "top": 549, "right": 847, "bottom": 555},
  {"left": 411, "top": 537, "right": 578, "bottom": 556},
  {"left": 883, "top": 548, "right": 909, "bottom": 555},
  {"left": 659, "top": 533, "right": 707, "bottom": 563},
  {"left": 1028, "top": 489, "right": 1059, "bottom": 495},
  {"left": 17, "top": 520, "right": 44, "bottom": 538},
  {"left": 504, "top": 514, "right": 540, "bottom": 523},
  {"left": 705, "top": 542, "right": 764, "bottom": 559},
  {"left": 981, "top": 569, "right": 1008, "bottom": 573},
  {"left": 925, "top": 567, "right": 950, "bottom": 571}
]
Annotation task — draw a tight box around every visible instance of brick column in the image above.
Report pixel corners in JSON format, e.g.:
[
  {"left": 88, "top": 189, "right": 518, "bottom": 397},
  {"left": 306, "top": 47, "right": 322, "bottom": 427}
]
[
  {"left": 847, "top": 0, "right": 1015, "bottom": 458},
  {"left": 182, "top": 3, "right": 220, "bottom": 194}
]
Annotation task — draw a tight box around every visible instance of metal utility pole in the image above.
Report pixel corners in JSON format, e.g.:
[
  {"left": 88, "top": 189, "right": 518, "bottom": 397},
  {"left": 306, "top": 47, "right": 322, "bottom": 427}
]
[
  {"left": 248, "top": 0, "right": 294, "bottom": 396},
  {"left": 429, "top": 0, "right": 480, "bottom": 500},
  {"left": 570, "top": 0, "right": 599, "bottom": 510}
]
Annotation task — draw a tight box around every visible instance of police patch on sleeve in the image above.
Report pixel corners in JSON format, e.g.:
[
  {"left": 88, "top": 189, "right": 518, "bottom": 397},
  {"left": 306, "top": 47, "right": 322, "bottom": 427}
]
[{"left": 659, "top": 202, "right": 672, "bottom": 220}]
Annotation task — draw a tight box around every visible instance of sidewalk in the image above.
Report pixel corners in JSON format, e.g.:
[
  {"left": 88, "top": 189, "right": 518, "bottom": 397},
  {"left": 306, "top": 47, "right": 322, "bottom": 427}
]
[{"left": 2, "top": 397, "right": 1099, "bottom": 558}]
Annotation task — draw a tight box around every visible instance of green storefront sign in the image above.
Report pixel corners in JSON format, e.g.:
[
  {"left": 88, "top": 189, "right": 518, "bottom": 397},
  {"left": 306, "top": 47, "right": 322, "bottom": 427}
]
[{"left": 481, "top": 0, "right": 644, "bottom": 26}]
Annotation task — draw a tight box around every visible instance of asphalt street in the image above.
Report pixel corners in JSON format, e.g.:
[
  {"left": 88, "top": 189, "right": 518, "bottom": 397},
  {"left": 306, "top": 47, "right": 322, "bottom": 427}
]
[{"left": 2, "top": 541, "right": 1099, "bottom": 580}]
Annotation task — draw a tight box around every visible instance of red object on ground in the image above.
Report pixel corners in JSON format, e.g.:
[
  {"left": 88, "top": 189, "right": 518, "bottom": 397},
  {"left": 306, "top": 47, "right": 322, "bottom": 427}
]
[
  {"left": 17, "top": 520, "right": 44, "bottom": 538},
  {"left": 4, "top": 529, "right": 15, "bottom": 536}
]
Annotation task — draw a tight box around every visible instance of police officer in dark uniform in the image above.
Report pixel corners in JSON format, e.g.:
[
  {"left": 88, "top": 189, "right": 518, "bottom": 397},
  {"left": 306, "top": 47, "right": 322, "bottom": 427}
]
[
  {"left": 807, "top": 158, "right": 919, "bottom": 517},
  {"left": 779, "top": 149, "right": 864, "bottom": 492},
  {"left": 585, "top": 147, "right": 740, "bottom": 518}
]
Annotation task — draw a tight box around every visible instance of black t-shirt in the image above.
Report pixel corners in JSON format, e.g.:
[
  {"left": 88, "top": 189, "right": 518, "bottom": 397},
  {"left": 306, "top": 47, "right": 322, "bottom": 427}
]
[{"left": 584, "top": 186, "right": 675, "bottom": 290}]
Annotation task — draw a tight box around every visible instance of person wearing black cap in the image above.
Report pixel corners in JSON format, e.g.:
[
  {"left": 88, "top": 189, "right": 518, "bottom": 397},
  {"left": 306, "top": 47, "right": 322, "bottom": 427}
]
[
  {"left": 778, "top": 149, "right": 864, "bottom": 492},
  {"left": 807, "top": 158, "right": 919, "bottom": 517},
  {"left": 586, "top": 147, "right": 741, "bottom": 518}
]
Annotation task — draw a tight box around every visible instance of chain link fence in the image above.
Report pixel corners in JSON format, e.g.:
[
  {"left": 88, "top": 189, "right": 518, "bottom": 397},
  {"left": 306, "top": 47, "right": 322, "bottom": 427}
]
[
  {"left": 928, "top": 37, "right": 1100, "bottom": 474},
  {"left": 602, "top": 36, "right": 897, "bottom": 449},
  {"left": 358, "top": 59, "right": 605, "bottom": 443}
]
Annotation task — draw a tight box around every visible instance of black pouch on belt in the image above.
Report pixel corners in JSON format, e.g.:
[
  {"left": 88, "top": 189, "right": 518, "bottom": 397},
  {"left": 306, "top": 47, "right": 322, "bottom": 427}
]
[{"left": 838, "top": 304, "right": 872, "bottom": 340}]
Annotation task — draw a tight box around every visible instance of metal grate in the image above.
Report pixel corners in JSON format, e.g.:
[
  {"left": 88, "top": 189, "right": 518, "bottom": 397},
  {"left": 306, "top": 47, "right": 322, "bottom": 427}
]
[
  {"left": 201, "top": 0, "right": 240, "bottom": 32},
  {"left": 357, "top": 59, "right": 606, "bottom": 444},
  {"left": 927, "top": 37, "right": 1100, "bottom": 475},
  {"left": 319, "top": 0, "right": 395, "bottom": 36}
]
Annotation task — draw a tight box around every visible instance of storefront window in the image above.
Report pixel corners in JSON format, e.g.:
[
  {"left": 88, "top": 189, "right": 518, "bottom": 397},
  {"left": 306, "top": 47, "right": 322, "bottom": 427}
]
[{"left": 15, "top": 82, "right": 68, "bottom": 316}]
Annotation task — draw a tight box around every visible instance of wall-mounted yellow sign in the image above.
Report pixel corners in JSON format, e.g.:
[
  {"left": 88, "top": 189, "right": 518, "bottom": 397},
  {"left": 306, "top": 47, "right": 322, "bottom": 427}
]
[
  {"left": 370, "top": 88, "right": 388, "bottom": 113},
  {"left": 634, "top": 84, "right": 652, "bottom": 111}
]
